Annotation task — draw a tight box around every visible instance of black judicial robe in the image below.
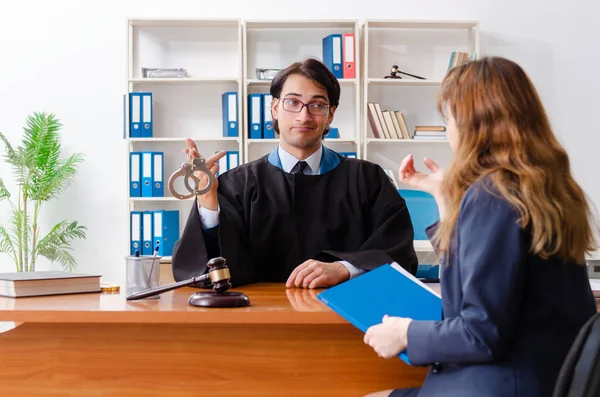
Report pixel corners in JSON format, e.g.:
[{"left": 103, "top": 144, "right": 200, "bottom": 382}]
[{"left": 171, "top": 146, "right": 418, "bottom": 287}]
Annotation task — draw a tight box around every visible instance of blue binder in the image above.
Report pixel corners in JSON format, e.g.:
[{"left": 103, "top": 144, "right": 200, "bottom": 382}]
[
  {"left": 217, "top": 152, "right": 228, "bottom": 177},
  {"left": 129, "top": 152, "right": 141, "bottom": 197},
  {"left": 141, "top": 92, "right": 153, "bottom": 137},
  {"left": 152, "top": 152, "right": 164, "bottom": 197},
  {"left": 226, "top": 151, "right": 239, "bottom": 170},
  {"left": 399, "top": 189, "right": 440, "bottom": 240},
  {"left": 129, "top": 93, "right": 142, "bottom": 138},
  {"left": 326, "top": 127, "right": 339, "bottom": 138},
  {"left": 130, "top": 211, "right": 142, "bottom": 255},
  {"left": 141, "top": 211, "right": 153, "bottom": 256},
  {"left": 130, "top": 92, "right": 152, "bottom": 138},
  {"left": 416, "top": 264, "right": 440, "bottom": 280},
  {"left": 248, "top": 93, "right": 263, "bottom": 139},
  {"left": 317, "top": 263, "right": 442, "bottom": 365},
  {"left": 222, "top": 92, "right": 238, "bottom": 137},
  {"left": 141, "top": 152, "right": 153, "bottom": 197},
  {"left": 322, "top": 34, "right": 343, "bottom": 78},
  {"left": 152, "top": 210, "right": 180, "bottom": 257},
  {"left": 262, "top": 94, "right": 274, "bottom": 138}
]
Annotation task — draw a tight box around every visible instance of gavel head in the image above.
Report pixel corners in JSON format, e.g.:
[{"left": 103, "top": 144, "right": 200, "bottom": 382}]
[{"left": 207, "top": 257, "right": 232, "bottom": 293}]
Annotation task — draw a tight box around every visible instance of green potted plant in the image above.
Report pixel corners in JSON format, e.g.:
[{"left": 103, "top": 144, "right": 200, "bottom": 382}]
[{"left": 0, "top": 112, "right": 87, "bottom": 272}]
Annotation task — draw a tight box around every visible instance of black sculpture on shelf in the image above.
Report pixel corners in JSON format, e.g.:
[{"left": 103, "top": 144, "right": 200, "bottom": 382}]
[{"left": 384, "top": 65, "right": 426, "bottom": 80}]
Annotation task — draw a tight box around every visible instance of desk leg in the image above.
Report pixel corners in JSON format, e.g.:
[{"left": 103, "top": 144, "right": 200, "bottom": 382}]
[{"left": 0, "top": 322, "right": 428, "bottom": 396}]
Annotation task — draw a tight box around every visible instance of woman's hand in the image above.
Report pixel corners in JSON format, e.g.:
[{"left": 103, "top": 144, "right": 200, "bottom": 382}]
[
  {"left": 364, "top": 315, "right": 413, "bottom": 359},
  {"left": 398, "top": 154, "right": 444, "bottom": 195},
  {"left": 399, "top": 154, "right": 448, "bottom": 219}
]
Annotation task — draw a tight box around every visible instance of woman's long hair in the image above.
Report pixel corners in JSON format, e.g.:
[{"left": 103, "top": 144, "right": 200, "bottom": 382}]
[{"left": 433, "top": 56, "right": 598, "bottom": 264}]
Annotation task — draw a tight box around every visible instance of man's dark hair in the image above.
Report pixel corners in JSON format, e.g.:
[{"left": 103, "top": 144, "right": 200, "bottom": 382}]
[{"left": 269, "top": 58, "right": 341, "bottom": 138}]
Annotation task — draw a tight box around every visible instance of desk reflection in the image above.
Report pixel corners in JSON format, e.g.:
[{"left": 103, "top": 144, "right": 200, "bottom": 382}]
[{"left": 285, "top": 287, "right": 328, "bottom": 312}]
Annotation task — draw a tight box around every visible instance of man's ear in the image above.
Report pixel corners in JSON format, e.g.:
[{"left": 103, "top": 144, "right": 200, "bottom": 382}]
[
  {"left": 327, "top": 105, "right": 336, "bottom": 125},
  {"left": 272, "top": 97, "right": 279, "bottom": 120}
]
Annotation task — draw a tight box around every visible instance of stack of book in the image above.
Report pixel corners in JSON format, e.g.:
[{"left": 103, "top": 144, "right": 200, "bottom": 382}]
[
  {"left": 367, "top": 102, "right": 410, "bottom": 139},
  {"left": 0, "top": 271, "right": 101, "bottom": 298},
  {"left": 413, "top": 126, "right": 447, "bottom": 140},
  {"left": 447, "top": 51, "right": 477, "bottom": 70}
]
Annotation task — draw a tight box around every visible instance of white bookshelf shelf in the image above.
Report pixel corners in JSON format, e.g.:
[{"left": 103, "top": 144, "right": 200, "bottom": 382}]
[
  {"left": 247, "top": 138, "right": 279, "bottom": 144},
  {"left": 414, "top": 240, "right": 433, "bottom": 252},
  {"left": 129, "top": 78, "right": 239, "bottom": 85},
  {"left": 366, "top": 138, "right": 449, "bottom": 144},
  {"left": 587, "top": 251, "right": 600, "bottom": 261},
  {"left": 324, "top": 138, "right": 358, "bottom": 143},
  {"left": 128, "top": 18, "right": 240, "bottom": 28},
  {"left": 367, "top": 78, "right": 442, "bottom": 86},
  {"left": 365, "top": 20, "right": 478, "bottom": 30},
  {"left": 247, "top": 78, "right": 357, "bottom": 85},
  {"left": 246, "top": 79, "right": 272, "bottom": 86},
  {"left": 247, "top": 138, "right": 358, "bottom": 144},
  {"left": 128, "top": 137, "right": 240, "bottom": 143},
  {"left": 244, "top": 20, "right": 359, "bottom": 30},
  {"left": 129, "top": 197, "right": 194, "bottom": 202}
]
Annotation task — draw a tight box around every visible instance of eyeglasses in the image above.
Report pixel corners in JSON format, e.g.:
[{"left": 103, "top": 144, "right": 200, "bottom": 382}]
[{"left": 281, "top": 98, "right": 330, "bottom": 116}]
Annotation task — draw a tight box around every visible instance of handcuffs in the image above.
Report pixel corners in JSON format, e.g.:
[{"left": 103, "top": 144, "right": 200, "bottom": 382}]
[{"left": 168, "top": 149, "right": 215, "bottom": 200}]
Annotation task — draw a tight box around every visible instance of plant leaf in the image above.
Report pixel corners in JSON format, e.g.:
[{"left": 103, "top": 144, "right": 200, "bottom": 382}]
[
  {"left": 36, "top": 221, "right": 87, "bottom": 271},
  {"left": 0, "top": 226, "right": 16, "bottom": 260},
  {"left": 30, "top": 153, "right": 84, "bottom": 201},
  {"left": 22, "top": 112, "right": 63, "bottom": 198},
  {"left": 0, "top": 131, "right": 27, "bottom": 187},
  {"left": 0, "top": 177, "right": 10, "bottom": 201}
]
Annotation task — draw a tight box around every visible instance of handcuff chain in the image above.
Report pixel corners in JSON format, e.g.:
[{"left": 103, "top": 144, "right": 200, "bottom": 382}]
[{"left": 167, "top": 151, "right": 215, "bottom": 200}]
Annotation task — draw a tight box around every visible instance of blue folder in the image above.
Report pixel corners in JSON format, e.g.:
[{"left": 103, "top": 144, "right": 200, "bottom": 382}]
[{"left": 317, "top": 263, "right": 442, "bottom": 364}]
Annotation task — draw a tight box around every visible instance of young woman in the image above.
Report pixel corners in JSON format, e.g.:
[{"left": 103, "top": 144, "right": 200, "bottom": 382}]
[{"left": 363, "top": 57, "right": 598, "bottom": 397}]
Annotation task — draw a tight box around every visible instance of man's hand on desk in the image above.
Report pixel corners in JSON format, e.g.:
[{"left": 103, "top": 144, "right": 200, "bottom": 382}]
[
  {"left": 286, "top": 288, "right": 323, "bottom": 311},
  {"left": 286, "top": 260, "right": 350, "bottom": 289}
]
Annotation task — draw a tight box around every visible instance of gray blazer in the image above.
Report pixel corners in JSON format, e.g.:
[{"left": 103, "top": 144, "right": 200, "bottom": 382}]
[{"left": 402, "top": 178, "right": 597, "bottom": 397}]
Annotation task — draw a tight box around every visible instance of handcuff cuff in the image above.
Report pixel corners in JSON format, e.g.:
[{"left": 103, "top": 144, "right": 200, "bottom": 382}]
[{"left": 168, "top": 148, "right": 215, "bottom": 200}]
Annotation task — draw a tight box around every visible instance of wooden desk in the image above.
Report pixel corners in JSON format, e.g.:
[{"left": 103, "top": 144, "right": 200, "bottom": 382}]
[{"left": 0, "top": 284, "right": 429, "bottom": 396}]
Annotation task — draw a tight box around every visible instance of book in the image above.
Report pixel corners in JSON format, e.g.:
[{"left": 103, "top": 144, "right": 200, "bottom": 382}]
[
  {"left": 0, "top": 271, "right": 101, "bottom": 298},
  {"left": 317, "top": 262, "right": 442, "bottom": 364}
]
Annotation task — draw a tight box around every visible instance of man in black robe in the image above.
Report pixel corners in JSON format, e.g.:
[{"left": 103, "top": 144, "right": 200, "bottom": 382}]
[{"left": 172, "top": 58, "right": 418, "bottom": 288}]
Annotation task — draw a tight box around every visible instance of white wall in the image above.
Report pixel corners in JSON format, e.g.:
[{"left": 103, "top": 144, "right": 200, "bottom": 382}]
[{"left": 0, "top": 0, "right": 598, "bottom": 284}]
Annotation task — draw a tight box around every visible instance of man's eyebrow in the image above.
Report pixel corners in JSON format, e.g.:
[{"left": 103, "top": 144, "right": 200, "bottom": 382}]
[{"left": 282, "top": 92, "right": 328, "bottom": 101}]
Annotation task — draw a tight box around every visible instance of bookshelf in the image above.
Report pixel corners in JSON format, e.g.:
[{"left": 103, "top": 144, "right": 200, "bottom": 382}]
[
  {"left": 123, "top": 17, "right": 480, "bottom": 262},
  {"left": 360, "top": 20, "right": 479, "bottom": 255},
  {"left": 361, "top": 19, "right": 479, "bottom": 179},
  {"left": 242, "top": 19, "right": 361, "bottom": 163},
  {"left": 125, "top": 18, "right": 244, "bottom": 262}
]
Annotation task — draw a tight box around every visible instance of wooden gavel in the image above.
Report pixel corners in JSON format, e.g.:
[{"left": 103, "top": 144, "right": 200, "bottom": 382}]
[{"left": 126, "top": 256, "right": 232, "bottom": 300}]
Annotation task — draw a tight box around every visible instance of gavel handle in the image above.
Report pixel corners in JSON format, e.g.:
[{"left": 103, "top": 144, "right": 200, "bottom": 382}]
[{"left": 126, "top": 274, "right": 209, "bottom": 300}]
